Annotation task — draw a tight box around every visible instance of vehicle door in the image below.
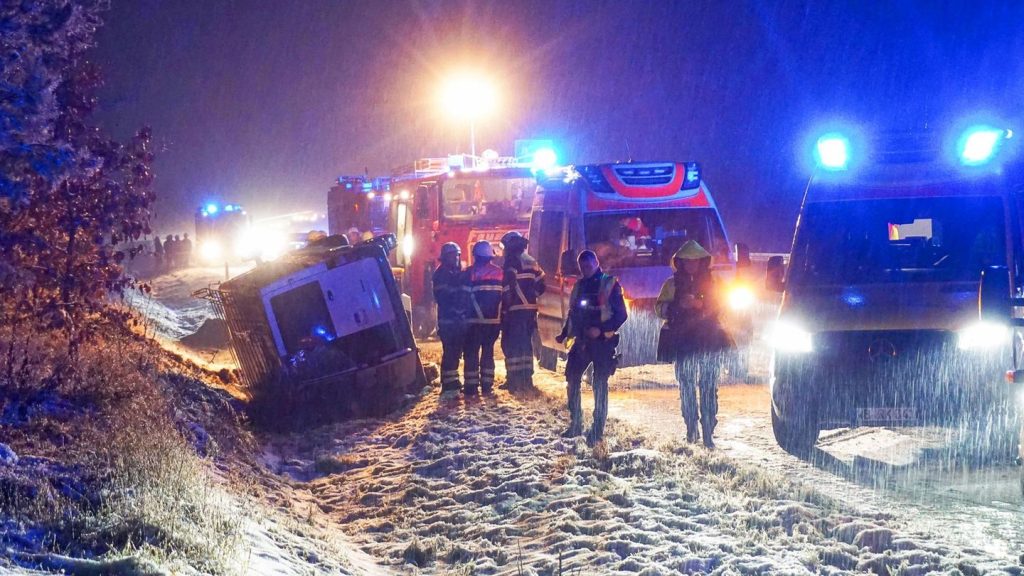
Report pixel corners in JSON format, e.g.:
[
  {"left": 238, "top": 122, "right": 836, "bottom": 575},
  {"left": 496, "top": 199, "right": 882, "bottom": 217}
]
[{"left": 530, "top": 209, "right": 568, "bottom": 346}]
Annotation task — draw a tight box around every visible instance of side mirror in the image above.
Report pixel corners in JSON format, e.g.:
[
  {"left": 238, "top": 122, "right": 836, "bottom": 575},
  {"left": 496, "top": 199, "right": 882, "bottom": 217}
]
[
  {"left": 766, "top": 255, "right": 786, "bottom": 293},
  {"left": 978, "top": 265, "right": 1011, "bottom": 321},
  {"left": 734, "top": 242, "right": 752, "bottom": 269},
  {"left": 559, "top": 250, "right": 579, "bottom": 277}
]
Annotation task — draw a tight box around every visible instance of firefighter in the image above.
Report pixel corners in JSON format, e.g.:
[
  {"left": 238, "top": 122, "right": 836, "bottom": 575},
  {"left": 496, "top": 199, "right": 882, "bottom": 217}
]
[
  {"left": 433, "top": 242, "right": 467, "bottom": 394},
  {"left": 556, "top": 250, "right": 627, "bottom": 444},
  {"left": 462, "top": 241, "right": 503, "bottom": 395},
  {"left": 655, "top": 240, "right": 733, "bottom": 448},
  {"left": 500, "top": 231, "right": 545, "bottom": 392}
]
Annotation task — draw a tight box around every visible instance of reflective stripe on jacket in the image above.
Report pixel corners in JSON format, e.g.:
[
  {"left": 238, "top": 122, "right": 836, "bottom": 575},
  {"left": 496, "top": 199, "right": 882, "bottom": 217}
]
[
  {"left": 465, "top": 262, "right": 503, "bottom": 324},
  {"left": 432, "top": 266, "right": 467, "bottom": 325},
  {"left": 562, "top": 271, "right": 627, "bottom": 340},
  {"left": 502, "top": 252, "right": 545, "bottom": 314}
]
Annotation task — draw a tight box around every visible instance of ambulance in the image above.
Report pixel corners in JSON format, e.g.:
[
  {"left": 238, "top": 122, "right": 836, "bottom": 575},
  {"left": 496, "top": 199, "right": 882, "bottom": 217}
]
[
  {"left": 529, "top": 161, "right": 754, "bottom": 368},
  {"left": 768, "top": 122, "right": 1022, "bottom": 458}
]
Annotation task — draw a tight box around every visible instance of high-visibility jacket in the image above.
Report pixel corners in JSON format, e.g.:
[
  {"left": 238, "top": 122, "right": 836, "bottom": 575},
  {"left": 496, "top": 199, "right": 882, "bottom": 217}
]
[
  {"left": 560, "top": 269, "right": 627, "bottom": 341},
  {"left": 465, "top": 262, "right": 503, "bottom": 324},
  {"left": 502, "top": 252, "right": 545, "bottom": 315}
]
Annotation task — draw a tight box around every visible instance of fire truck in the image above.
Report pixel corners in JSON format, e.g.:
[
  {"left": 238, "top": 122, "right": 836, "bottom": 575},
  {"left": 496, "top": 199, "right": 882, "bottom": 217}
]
[
  {"left": 389, "top": 154, "right": 542, "bottom": 337},
  {"left": 528, "top": 161, "right": 754, "bottom": 368},
  {"left": 327, "top": 176, "right": 393, "bottom": 239}
]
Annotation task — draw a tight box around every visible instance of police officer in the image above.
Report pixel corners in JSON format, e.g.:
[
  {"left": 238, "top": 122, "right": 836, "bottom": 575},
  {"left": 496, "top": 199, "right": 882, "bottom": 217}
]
[
  {"left": 655, "top": 240, "right": 732, "bottom": 448},
  {"left": 433, "top": 242, "right": 467, "bottom": 394},
  {"left": 500, "top": 231, "right": 545, "bottom": 392},
  {"left": 463, "top": 241, "right": 503, "bottom": 395},
  {"left": 556, "top": 250, "right": 627, "bottom": 444}
]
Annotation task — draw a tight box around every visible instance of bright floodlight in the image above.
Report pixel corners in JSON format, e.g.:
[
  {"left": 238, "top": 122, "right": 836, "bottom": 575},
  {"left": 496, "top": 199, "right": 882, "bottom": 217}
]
[
  {"left": 440, "top": 73, "right": 498, "bottom": 120},
  {"left": 532, "top": 148, "right": 558, "bottom": 170},
  {"left": 958, "top": 125, "right": 1005, "bottom": 166},
  {"left": 815, "top": 133, "right": 850, "bottom": 170},
  {"left": 206, "top": 203, "right": 219, "bottom": 214}
]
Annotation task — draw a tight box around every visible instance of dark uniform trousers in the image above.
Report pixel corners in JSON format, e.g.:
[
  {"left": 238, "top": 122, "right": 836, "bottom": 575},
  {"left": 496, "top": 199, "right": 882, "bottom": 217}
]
[
  {"left": 501, "top": 311, "right": 536, "bottom": 390},
  {"left": 464, "top": 324, "right": 500, "bottom": 392},
  {"left": 565, "top": 336, "right": 618, "bottom": 438},
  {"left": 438, "top": 322, "right": 466, "bottom": 391}
]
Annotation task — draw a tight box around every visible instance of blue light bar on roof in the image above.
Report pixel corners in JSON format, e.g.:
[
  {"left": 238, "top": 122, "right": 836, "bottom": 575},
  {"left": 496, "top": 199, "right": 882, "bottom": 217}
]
[
  {"left": 958, "top": 125, "right": 1007, "bottom": 166},
  {"left": 814, "top": 133, "right": 850, "bottom": 170}
]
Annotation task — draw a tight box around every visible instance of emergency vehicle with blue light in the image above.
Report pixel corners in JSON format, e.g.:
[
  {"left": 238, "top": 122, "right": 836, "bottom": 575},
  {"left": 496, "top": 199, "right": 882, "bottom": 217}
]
[
  {"left": 387, "top": 151, "right": 558, "bottom": 337},
  {"left": 528, "top": 161, "right": 754, "bottom": 368},
  {"left": 194, "top": 202, "right": 250, "bottom": 264},
  {"left": 327, "top": 175, "right": 393, "bottom": 240},
  {"left": 767, "top": 121, "right": 1022, "bottom": 465}
]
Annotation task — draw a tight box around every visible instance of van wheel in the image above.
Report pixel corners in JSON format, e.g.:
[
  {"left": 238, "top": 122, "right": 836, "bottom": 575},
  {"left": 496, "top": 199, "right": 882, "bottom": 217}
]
[{"left": 771, "top": 401, "right": 819, "bottom": 456}]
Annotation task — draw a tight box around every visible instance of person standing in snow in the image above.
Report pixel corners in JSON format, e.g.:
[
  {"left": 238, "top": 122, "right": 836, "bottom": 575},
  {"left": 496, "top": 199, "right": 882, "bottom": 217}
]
[
  {"left": 164, "top": 234, "right": 177, "bottom": 268},
  {"left": 655, "top": 240, "right": 733, "bottom": 448},
  {"left": 462, "top": 241, "right": 503, "bottom": 395},
  {"left": 556, "top": 250, "right": 627, "bottom": 445},
  {"left": 181, "top": 233, "right": 193, "bottom": 267},
  {"left": 153, "top": 235, "right": 164, "bottom": 269},
  {"left": 499, "top": 231, "right": 545, "bottom": 392},
  {"left": 433, "top": 242, "right": 468, "bottom": 394}
]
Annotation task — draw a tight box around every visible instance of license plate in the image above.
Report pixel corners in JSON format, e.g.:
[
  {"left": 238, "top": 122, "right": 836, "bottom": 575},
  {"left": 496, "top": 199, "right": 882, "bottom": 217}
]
[{"left": 857, "top": 407, "right": 918, "bottom": 422}]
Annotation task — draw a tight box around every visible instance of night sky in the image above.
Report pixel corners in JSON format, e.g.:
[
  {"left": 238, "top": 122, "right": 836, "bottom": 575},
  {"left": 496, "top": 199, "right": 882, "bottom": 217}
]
[{"left": 92, "top": 0, "right": 1024, "bottom": 250}]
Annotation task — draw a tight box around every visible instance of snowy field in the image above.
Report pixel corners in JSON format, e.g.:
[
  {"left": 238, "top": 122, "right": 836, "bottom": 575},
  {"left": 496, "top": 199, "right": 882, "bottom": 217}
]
[
  {"left": 260, "top": 379, "right": 1021, "bottom": 575},
  {"left": 144, "top": 265, "right": 1023, "bottom": 574}
]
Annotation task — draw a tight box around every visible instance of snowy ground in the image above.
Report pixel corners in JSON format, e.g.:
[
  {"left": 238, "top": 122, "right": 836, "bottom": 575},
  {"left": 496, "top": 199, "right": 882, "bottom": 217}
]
[
  {"left": 138, "top": 265, "right": 1024, "bottom": 574},
  {"left": 263, "top": 371, "right": 1022, "bottom": 575}
]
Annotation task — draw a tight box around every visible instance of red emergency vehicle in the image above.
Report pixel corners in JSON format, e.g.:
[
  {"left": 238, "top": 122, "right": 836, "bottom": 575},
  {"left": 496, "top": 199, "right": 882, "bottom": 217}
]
[
  {"left": 529, "top": 161, "right": 754, "bottom": 367},
  {"left": 389, "top": 155, "right": 540, "bottom": 336},
  {"left": 327, "top": 176, "right": 393, "bottom": 240}
]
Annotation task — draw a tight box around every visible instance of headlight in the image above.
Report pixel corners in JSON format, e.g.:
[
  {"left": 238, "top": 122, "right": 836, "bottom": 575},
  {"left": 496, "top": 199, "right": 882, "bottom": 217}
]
[
  {"left": 260, "top": 232, "right": 287, "bottom": 262},
  {"left": 199, "top": 239, "right": 223, "bottom": 263},
  {"left": 766, "top": 320, "right": 813, "bottom": 353},
  {"left": 235, "top": 228, "right": 257, "bottom": 260},
  {"left": 726, "top": 284, "right": 756, "bottom": 312},
  {"left": 402, "top": 234, "right": 415, "bottom": 260},
  {"left": 957, "top": 321, "right": 1009, "bottom": 351}
]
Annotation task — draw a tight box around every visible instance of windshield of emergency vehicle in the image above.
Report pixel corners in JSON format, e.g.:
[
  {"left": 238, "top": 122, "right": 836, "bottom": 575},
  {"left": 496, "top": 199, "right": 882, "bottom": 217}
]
[
  {"left": 583, "top": 209, "right": 729, "bottom": 269},
  {"left": 441, "top": 177, "right": 536, "bottom": 223},
  {"left": 790, "top": 195, "right": 1005, "bottom": 285}
]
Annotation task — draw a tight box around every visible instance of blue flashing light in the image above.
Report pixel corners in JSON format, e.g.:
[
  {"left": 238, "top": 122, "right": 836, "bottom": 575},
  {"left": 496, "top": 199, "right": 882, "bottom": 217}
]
[
  {"left": 531, "top": 148, "right": 558, "bottom": 171},
  {"left": 345, "top": 182, "right": 353, "bottom": 189},
  {"left": 958, "top": 125, "right": 1005, "bottom": 166},
  {"left": 841, "top": 289, "right": 865, "bottom": 307},
  {"left": 201, "top": 210, "right": 209, "bottom": 218},
  {"left": 206, "top": 203, "right": 219, "bottom": 215},
  {"left": 313, "top": 325, "right": 335, "bottom": 341},
  {"left": 224, "top": 204, "right": 235, "bottom": 212},
  {"left": 361, "top": 182, "right": 373, "bottom": 191},
  {"left": 814, "top": 133, "right": 850, "bottom": 171}
]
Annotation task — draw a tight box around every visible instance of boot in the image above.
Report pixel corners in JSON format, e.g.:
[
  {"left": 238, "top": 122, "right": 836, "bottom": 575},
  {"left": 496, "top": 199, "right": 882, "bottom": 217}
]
[
  {"left": 685, "top": 425, "right": 700, "bottom": 444},
  {"left": 701, "top": 422, "right": 715, "bottom": 449},
  {"left": 561, "top": 422, "right": 583, "bottom": 438},
  {"left": 463, "top": 386, "right": 479, "bottom": 396},
  {"left": 585, "top": 427, "right": 602, "bottom": 446}
]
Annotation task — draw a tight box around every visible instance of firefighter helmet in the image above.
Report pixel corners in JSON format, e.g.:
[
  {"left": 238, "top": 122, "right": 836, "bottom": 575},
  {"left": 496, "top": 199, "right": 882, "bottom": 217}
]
[
  {"left": 501, "top": 230, "right": 528, "bottom": 252},
  {"left": 439, "top": 242, "right": 461, "bottom": 259},
  {"left": 472, "top": 240, "right": 494, "bottom": 258}
]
